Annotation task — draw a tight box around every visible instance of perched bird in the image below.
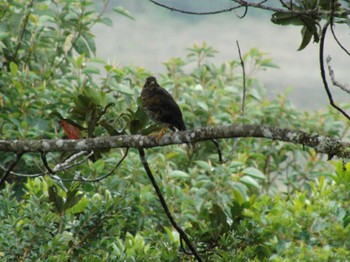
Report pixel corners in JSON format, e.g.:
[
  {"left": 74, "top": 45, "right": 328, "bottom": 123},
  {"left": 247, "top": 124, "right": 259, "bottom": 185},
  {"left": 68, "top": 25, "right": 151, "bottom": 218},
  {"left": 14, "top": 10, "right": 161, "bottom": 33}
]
[{"left": 141, "top": 76, "right": 186, "bottom": 136}]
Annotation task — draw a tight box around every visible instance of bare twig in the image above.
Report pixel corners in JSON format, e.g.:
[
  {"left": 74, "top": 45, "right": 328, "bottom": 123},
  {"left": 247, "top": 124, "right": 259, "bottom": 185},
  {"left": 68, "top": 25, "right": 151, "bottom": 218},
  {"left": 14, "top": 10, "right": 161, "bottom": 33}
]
[
  {"left": 62, "top": 148, "right": 129, "bottom": 182},
  {"left": 41, "top": 152, "right": 55, "bottom": 174},
  {"left": 0, "top": 153, "right": 23, "bottom": 187},
  {"left": 330, "top": 25, "right": 350, "bottom": 56},
  {"left": 148, "top": 0, "right": 241, "bottom": 15},
  {"left": 0, "top": 163, "right": 46, "bottom": 178},
  {"left": 0, "top": 151, "right": 93, "bottom": 179},
  {"left": 326, "top": 56, "right": 350, "bottom": 94},
  {"left": 13, "top": 0, "right": 35, "bottom": 61},
  {"left": 236, "top": 41, "right": 246, "bottom": 122},
  {"left": 329, "top": 0, "right": 350, "bottom": 56},
  {"left": 52, "top": 151, "right": 93, "bottom": 173},
  {"left": 222, "top": 138, "right": 240, "bottom": 164},
  {"left": 148, "top": 0, "right": 350, "bottom": 16},
  {"left": 138, "top": 148, "right": 202, "bottom": 261},
  {"left": 319, "top": 22, "right": 350, "bottom": 120},
  {"left": 210, "top": 139, "right": 223, "bottom": 163}
]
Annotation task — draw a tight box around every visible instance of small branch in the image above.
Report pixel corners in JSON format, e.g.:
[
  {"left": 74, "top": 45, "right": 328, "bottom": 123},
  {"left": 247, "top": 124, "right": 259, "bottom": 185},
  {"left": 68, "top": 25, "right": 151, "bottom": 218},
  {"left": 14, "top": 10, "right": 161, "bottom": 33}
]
[
  {"left": 62, "top": 148, "right": 129, "bottom": 182},
  {"left": 0, "top": 125, "right": 349, "bottom": 159},
  {"left": 52, "top": 151, "right": 92, "bottom": 173},
  {"left": 148, "top": 0, "right": 241, "bottom": 15},
  {"left": 319, "top": 23, "right": 350, "bottom": 120},
  {"left": 41, "top": 152, "right": 55, "bottom": 174},
  {"left": 210, "top": 139, "right": 223, "bottom": 163},
  {"left": 326, "top": 56, "right": 350, "bottom": 94},
  {"left": 0, "top": 153, "right": 23, "bottom": 187},
  {"left": 222, "top": 138, "right": 240, "bottom": 164},
  {"left": 148, "top": 0, "right": 350, "bottom": 16},
  {"left": 138, "top": 148, "right": 202, "bottom": 261},
  {"left": 236, "top": 41, "right": 246, "bottom": 122},
  {"left": 329, "top": 0, "right": 350, "bottom": 57},
  {"left": 13, "top": 0, "right": 35, "bottom": 61},
  {"left": 330, "top": 24, "right": 350, "bottom": 56}
]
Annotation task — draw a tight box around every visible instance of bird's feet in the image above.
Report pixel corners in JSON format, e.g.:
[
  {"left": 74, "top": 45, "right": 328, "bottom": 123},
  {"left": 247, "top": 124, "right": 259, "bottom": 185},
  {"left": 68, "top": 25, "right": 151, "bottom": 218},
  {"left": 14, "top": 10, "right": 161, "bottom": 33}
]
[{"left": 156, "top": 127, "right": 167, "bottom": 142}]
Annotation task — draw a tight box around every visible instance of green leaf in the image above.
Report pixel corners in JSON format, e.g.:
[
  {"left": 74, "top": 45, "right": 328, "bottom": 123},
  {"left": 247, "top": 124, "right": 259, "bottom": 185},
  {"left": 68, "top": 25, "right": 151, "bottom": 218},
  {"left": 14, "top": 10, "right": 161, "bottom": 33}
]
[
  {"left": 298, "top": 25, "right": 314, "bottom": 51},
  {"left": 76, "top": 53, "right": 85, "bottom": 67},
  {"left": 92, "top": 159, "right": 105, "bottom": 173},
  {"left": 164, "top": 226, "right": 179, "bottom": 243},
  {"left": 116, "top": 83, "right": 134, "bottom": 95},
  {"left": 240, "top": 175, "right": 261, "bottom": 189},
  {"left": 232, "top": 182, "right": 248, "bottom": 204},
  {"left": 243, "top": 167, "right": 266, "bottom": 180},
  {"left": 129, "top": 119, "right": 143, "bottom": 134},
  {"left": 74, "top": 36, "right": 90, "bottom": 57},
  {"left": 98, "top": 17, "right": 113, "bottom": 27},
  {"left": 66, "top": 195, "right": 88, "bottom": 215},
  {"left": 197, "top": 101, "right": 208, "bottom": 111},
  {"left": 195, "top": 160, "right": 212, "bottom": 172},
  {"left": 83, "top": 32, "right": 96, "bottom": 56},
  {"left": 169, "top": 170, "right": 189, "bottom": 179},
  {"left": 209, "top": 204, "right": 230, "bottom": 235},
  {"left": 63, "top": 34, "right": 74, "bottom": 54},
  {"left": 48, "top": 185, "right": 64, "bottom": 214},
  {"left": 271, "top": 12, "right": 304, "bottom": 26},
  {"left": 64, "top": 188, "right": 84, "bottom": 210},
  {"left": 9, "top": 62, "right": 18, "bottom": 77},
  {"left": 113, "top": 6, "right": 135, "bottom": 20},
  {"left": 82, "top": 66, "right": 100, "bottom": 75}
]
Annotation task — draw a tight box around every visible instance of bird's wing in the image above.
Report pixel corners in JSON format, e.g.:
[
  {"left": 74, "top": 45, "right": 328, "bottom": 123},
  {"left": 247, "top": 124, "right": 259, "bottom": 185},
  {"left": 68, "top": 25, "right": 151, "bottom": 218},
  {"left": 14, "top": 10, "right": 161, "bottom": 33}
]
[
  {"left": 156, "top": 88, "right": 181, "bottom": 112},
  {"left": 150, "top": 87, "right": 186, "bottom": 130}
]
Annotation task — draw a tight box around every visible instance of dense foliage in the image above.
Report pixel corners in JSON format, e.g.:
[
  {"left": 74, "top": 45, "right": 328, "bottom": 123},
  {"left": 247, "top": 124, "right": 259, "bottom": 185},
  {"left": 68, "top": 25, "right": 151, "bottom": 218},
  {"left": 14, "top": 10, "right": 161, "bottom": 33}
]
[{"left": 0, "top": 0, "right": 349, "bottom": 261}]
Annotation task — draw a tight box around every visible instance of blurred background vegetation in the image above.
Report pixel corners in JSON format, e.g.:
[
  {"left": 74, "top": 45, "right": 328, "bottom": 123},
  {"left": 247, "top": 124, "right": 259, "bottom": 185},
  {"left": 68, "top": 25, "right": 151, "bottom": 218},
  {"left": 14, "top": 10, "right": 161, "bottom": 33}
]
[
  {"left": 93, "top": 0, "right": 349, "bottom": 109},
  {"left": 0, "top": 0, "right": 349, "bottom": 261}
]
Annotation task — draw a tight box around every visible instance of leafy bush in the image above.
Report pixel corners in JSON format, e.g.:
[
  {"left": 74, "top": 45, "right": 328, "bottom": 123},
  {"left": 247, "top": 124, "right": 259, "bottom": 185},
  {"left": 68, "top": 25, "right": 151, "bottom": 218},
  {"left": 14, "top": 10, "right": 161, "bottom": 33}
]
[{"left": 1, "top": 1, "right": 349, "bottom": 261}]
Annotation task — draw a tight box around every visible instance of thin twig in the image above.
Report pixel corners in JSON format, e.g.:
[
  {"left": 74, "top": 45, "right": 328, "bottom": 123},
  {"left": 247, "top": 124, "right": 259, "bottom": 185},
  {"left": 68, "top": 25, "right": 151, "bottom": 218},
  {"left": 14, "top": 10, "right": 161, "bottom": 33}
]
[
  {"left": 222, "top": 138, "right": 240, "bottom": 164},
  {"left": 329, "top": 0, "right": 350, "bottom": 56},
  {"left": 210, "top": 139, "right": 223, "bottom": 163},
  {"left": 0, "top": 151, "right": 93, "bottom": 179},
  {"left": 326, "top": 56, "right": 350, "bottom": 94},
  {"left": 319, "top": 23, "right": 350, "bottom": 120},
  {"left": 148, "top": 0, "right": 350, "bottom": 16},
  {"left": 13, "top": 0, "right": 35, "bottom": 61},
  {"left": 0, "top": 163, "right": 46, "bottom": 178},
  {"left": 41, "top": 152, "right": 55, "bottom": 174},
  {"left": 53, "top": 151, "right": 92, "bottom": 173},
  {"left": 236, "top": 41, "right": 246, "bottom": 122},
  {"left": 138, "top": 148, "right": 202, "bottom": 262},
  {"left": 70, "top": 148, "right": 129, "bottom": 182},
  {"left": 330, "top": 24, "right": 350, "bottom": 56},
  {"left": 148, "top": 0, "right": 241, "bottom": 15},
  {"left": 0, "top": 153, "right": 24, "bottom": 187}
]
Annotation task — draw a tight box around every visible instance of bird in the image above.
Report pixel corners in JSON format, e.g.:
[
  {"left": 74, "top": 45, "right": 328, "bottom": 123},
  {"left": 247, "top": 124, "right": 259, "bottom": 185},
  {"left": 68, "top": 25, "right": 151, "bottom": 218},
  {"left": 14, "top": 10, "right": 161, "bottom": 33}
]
[{"left": 141, "top": 76, "right": 186, "bottom": 138}]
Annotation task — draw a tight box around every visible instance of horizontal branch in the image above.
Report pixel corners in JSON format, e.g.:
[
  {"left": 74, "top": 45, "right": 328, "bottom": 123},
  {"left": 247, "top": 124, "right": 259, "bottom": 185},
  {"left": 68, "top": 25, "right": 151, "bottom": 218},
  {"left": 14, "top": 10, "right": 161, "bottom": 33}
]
[
  {"left": 0, "top": 125, "right": 349, "bottom": 158},
  {"left": 148, "top": 0, "right": 350, "bottom": 17}
]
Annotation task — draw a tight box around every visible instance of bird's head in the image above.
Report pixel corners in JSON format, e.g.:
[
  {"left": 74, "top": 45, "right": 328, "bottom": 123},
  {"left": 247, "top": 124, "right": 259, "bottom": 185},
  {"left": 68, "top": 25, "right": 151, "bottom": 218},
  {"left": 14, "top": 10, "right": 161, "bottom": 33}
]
[{"left": 144, "top": 76, "right": 157, "bottom": 88}]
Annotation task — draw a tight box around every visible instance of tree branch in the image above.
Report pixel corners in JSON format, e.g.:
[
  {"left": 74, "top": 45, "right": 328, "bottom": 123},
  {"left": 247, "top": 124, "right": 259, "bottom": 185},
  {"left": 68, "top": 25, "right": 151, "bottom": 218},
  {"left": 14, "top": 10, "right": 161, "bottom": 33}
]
[
  {"left": 326, "top": 56, "right": 350, "bottom": 94},
  {"left": 148, "top": 0, "right": 350, "bottom": 16},
  {"left": 319, "top": 23, "right": 350, "bottom": 120},
  {"left": 236, "top": 41, "right": 246, "bottom": 122},
  {"left": 148, "top": 0, "right": 241, "bottom": 15},
  {"left": 0, "top": 153, "right": 23, "bottom": 187},
  {"left": 0, "top": 125, "right": 348, "bottom": 159},
  {"left": 139, "top": 148, "right": 202, "bottom": 261}
]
